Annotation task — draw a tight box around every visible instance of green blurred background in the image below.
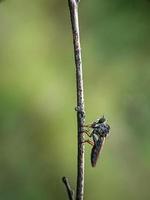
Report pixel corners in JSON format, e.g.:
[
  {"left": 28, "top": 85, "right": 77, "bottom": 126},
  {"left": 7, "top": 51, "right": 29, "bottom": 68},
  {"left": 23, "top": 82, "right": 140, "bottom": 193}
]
[{"left": 0, "top": 0, "right": 150, "bottom": 199}]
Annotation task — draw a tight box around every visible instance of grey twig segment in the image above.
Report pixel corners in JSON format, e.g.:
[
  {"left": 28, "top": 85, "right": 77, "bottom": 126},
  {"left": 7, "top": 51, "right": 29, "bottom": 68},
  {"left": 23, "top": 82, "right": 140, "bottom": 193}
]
[
  {"left": 68, "top": 0, "right": 85, "bottom": 200},
  {"left": 62, "top": 177, "right": 74, "bottom": 200}
]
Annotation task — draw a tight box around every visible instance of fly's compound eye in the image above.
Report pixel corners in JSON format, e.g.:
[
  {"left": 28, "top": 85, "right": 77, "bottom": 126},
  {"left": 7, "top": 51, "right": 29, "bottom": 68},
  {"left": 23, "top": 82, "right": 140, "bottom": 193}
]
[{"left": 98, "top": 116, "right": 106, "bottom": 124}]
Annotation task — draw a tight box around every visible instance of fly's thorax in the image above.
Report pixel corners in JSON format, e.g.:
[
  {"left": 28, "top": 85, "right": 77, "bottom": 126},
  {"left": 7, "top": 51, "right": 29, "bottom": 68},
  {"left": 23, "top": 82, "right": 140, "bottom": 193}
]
[{"left": 92, "top": 123, "right": 110, "bottom": 137}]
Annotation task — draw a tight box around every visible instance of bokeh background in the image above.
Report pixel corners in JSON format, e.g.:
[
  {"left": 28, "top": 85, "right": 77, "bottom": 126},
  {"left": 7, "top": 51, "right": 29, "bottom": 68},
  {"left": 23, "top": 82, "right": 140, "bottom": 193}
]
[{"left": 0, "top": 0, "right": 150, "bottom": 199}]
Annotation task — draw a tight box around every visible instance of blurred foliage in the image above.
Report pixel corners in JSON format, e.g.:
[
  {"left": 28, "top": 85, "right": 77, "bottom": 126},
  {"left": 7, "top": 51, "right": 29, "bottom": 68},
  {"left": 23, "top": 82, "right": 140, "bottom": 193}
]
[{"left": 0, "top": 0, "right": 150, "bottom": 200}]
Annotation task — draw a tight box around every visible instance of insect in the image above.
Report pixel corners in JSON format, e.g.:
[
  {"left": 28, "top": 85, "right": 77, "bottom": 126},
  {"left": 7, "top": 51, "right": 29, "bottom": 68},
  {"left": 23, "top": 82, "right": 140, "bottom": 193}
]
[{"left": 83, "top": 116, "right": 110, "bottom": 167}]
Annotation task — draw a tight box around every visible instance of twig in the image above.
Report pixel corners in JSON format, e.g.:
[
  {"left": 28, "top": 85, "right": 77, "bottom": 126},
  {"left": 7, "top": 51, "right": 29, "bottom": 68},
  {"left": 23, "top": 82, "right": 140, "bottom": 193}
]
[
  {"left": 68, "top": 0, "right": 85, "bottom": 200},
  {"left": 62, "top": 0, "right": 85, "bottom": 199},
  {"left": 62, "top": 177, "right": 74, "bottom": 200}
]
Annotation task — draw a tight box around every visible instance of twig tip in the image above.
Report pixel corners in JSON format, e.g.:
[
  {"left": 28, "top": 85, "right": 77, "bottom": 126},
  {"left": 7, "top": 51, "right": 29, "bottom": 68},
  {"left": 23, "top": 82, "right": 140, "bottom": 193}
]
[{"left": 62, "top": 176, "right": 74, "bottom": 200}]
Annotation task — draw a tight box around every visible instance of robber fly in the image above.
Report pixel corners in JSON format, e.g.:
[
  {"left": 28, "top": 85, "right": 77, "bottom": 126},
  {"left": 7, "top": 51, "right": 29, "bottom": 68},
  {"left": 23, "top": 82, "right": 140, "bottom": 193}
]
[{"left": 84, "top": 116, "right": 110, "bottom": 167}]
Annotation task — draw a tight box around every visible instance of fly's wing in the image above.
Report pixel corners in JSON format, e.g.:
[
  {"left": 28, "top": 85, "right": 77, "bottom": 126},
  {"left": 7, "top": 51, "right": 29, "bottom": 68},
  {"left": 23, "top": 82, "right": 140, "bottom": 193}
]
[{"left": 91, "top": 137, "right": 105, "bottom": 167}]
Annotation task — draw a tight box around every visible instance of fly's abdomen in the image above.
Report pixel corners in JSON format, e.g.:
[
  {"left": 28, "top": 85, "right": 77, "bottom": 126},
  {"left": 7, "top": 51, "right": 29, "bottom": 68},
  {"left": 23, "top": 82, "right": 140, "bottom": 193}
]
[{"left": 91, "top": 137, "right": 105, "bottom": 167}]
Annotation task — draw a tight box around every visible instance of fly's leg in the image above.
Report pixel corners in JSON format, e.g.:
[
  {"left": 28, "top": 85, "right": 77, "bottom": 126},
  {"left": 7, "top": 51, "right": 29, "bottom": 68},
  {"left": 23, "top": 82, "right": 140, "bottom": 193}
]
[
  {"left": 82, "top": 124, "right": 93, "bottom": 137},
  {"left": 82, "top": 129, "right": 92, "bottom": 137},
  {"left": 83, "top": 124, "right": 92, "bottom": 128},
  {"left": 82, "top": 128, "right": 94, "bottom": 145},
  {"left": 82, "top": 139, "right": 94, "bottom": 146}
]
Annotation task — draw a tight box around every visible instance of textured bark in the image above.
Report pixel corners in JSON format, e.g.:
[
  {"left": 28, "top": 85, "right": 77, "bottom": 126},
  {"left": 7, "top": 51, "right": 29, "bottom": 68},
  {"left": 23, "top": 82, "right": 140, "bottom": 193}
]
[{"left": 68, "top": 1, "right": 85, "bottom": 200}]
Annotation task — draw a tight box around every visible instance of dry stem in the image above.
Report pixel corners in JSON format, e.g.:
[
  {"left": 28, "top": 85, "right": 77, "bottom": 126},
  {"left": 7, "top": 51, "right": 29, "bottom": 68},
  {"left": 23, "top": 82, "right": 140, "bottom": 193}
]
[{"left": 68, "top": 0, "right": 85, "bottom": 200}]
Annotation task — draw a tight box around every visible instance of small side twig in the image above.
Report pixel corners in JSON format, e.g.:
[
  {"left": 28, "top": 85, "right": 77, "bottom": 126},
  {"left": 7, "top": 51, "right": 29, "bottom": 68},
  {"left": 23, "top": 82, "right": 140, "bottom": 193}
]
[{"left": 62, "top": 177, "right": 74, "bottom": 200}]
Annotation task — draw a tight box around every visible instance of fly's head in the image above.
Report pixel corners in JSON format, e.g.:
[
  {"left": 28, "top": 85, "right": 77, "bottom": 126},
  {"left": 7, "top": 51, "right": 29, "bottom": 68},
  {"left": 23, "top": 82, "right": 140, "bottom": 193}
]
[
  {"left": 91, "top": 116, "right": 106, "bottom": 128},
  {"left": 98, "top": 116, "right": 106, "bottom": 124}
]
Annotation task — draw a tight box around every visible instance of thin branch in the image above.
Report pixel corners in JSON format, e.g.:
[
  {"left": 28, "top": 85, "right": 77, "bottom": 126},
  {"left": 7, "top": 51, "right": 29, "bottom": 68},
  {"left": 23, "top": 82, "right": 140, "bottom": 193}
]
[
  {"left": 62, "top": 177, "right": 74, "bottom": 200},
  {"left": 68, "top": 0, "right": 85, "bottom": 200}
]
